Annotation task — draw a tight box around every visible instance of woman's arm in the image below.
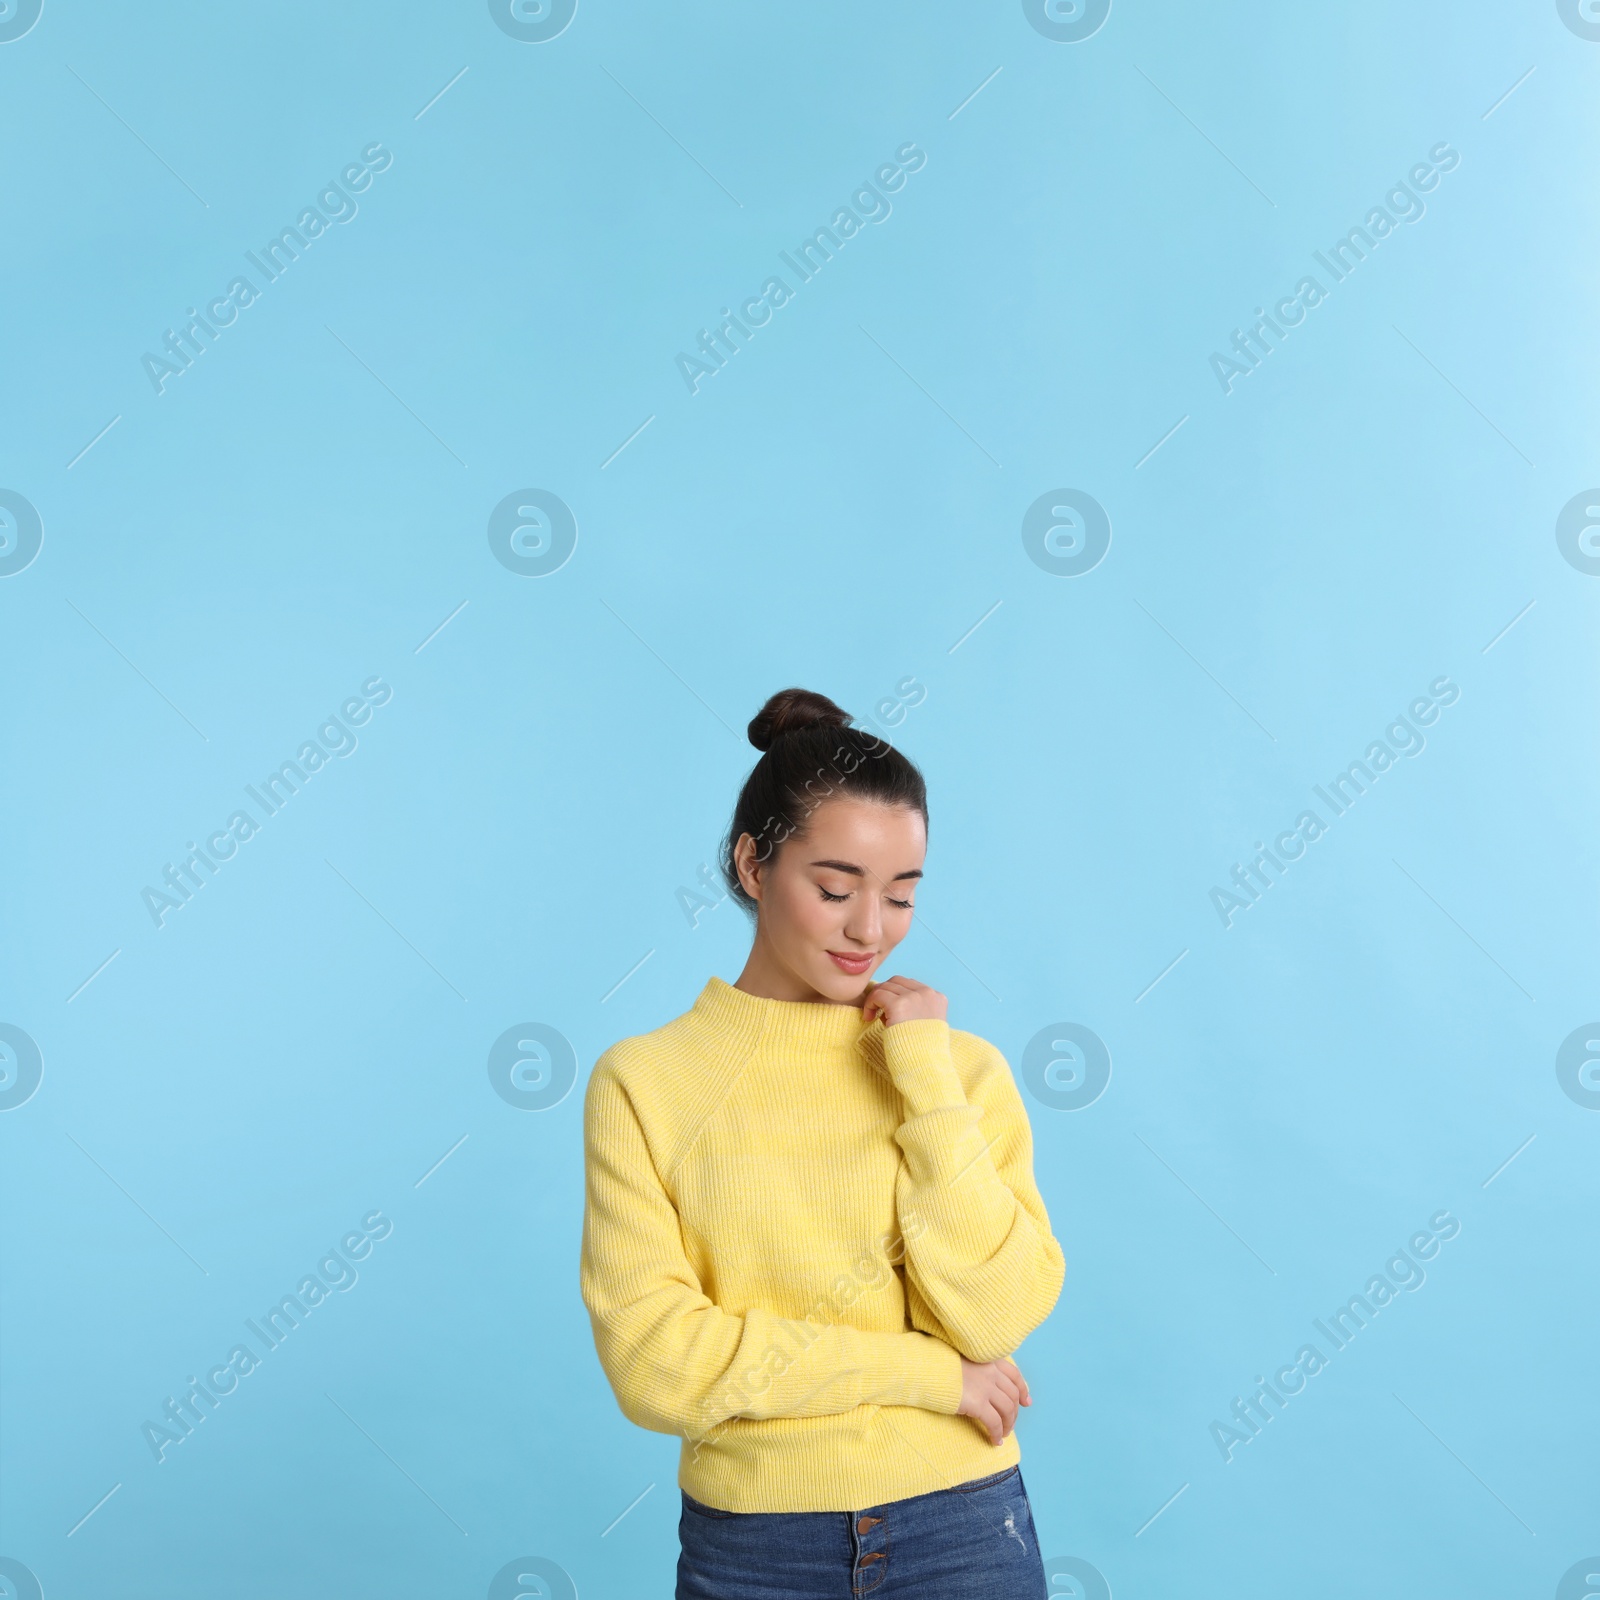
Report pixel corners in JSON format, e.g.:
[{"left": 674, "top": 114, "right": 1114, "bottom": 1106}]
[
  {"left": 579, "top": 1063, "right": 966, "bottom": 1443},
  {"left": 881, "top": 1017, "right": 1066, "bottom": 1364}
]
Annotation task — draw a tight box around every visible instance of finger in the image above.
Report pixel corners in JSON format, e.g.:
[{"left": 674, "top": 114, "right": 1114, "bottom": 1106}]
[
  {"left": 991, "top": 1368, "right": 1022, "bottom": 1407},
  {"left": 999, "top": 1359, "right": 1030, "bottom": 1405},
  {"left": 865, "top": 992, "right": 901, "bottom": 1023},
  {"left": 980, "top": 1402, "right": 1003, "bottom": 1447},
  {"left": 990, "top": 1365, "right": 1026, "bottom": 1418}
]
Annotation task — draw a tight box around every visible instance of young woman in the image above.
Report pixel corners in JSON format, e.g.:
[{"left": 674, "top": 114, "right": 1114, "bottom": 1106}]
[{"left": 580, "top": 688, "right": 1066, "bottom": 1598}]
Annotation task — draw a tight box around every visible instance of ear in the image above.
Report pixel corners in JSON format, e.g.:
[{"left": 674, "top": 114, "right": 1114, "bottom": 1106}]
[{"left": 733, "top": 832, "right": 765, "bottom": 902}]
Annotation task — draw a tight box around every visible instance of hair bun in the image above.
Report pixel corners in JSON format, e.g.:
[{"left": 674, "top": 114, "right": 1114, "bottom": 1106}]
[{"left": 747, "top": 687, "right": 851, "bottom": 752}]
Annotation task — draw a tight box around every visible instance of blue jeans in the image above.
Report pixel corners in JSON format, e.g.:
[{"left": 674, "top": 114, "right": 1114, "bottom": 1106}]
[{"left": 675, "top": 1464, "right": 1046, "bottom": 1598}]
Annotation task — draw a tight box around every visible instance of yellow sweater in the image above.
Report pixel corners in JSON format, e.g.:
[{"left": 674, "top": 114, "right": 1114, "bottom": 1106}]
[{"left": 579, "top": 976, "right": 1066, "bottom": 1512}]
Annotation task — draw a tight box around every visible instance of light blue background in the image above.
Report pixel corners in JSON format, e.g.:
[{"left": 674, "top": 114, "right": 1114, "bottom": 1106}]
[{"left": 3, "top": 2, "right": 1597, "bottom": 1595}]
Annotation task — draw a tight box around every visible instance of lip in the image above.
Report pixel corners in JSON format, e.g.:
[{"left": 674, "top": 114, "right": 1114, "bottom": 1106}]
[{"left": 827, "top": 950, "right": 876, "bottom": 974}]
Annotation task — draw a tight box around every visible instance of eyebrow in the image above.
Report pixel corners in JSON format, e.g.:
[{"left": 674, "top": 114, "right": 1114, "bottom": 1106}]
[{"left": 808, "top": 858, "right": 924, "bottom": 883}]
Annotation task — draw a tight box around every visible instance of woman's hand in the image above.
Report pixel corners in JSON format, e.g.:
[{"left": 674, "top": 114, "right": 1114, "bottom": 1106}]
[
  {"left": 861, "top": 975, "right": 948, "bottom": 1027},
  {"left": 958, "top": 1356, "right": 1031, "bottom": 1445}
]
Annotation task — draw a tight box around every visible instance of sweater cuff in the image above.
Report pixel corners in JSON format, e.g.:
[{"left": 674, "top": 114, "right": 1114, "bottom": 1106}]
[
  {"left": 850, "top": 1327, "right": 965, "bottom": 1414},
  {"left": 881, "top": 1018, "right": 968, "bottom": 1118}
]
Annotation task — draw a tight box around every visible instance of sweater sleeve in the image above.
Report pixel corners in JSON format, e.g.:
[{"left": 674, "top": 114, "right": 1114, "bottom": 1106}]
[
  {"left": 883, "top": 1019, "right": 1066, "bottom": 1364},
  {"left": 579, "top": 1062, "right": 965, "bottom": 1442}
]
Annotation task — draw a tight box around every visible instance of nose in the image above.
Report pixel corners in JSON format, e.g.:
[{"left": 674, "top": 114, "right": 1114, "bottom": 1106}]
[{"left": 844, "top": 885, "right": 882, "bottom": 947}]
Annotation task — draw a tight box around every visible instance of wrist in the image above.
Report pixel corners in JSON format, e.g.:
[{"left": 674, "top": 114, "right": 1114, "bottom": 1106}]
[
  {"left": 881, "top": 1018, "right": 966, "bottom": 1117},
  {"left": 850, "top": 1327, "right": 965, "bottom": 1414}
]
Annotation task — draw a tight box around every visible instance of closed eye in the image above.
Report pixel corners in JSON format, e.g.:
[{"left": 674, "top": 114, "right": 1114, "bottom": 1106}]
[
  {"left": 819, "top": 887, "right": 916, "bottom": 910},
  {"left": 819, "top": 889, "right": 921, "bottom": 915}
]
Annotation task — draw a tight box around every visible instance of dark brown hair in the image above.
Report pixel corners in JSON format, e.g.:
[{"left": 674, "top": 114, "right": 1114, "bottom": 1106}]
[{"left": 719, "top": 688, "right": 929, "bottom": 915}]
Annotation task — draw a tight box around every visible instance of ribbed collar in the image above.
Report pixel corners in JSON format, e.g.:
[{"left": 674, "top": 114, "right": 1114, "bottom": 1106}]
[{"left": 690, "top": 974, "right": 882, "bottom": 1058}]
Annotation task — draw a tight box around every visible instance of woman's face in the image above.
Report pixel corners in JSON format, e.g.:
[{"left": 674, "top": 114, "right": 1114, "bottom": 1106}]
[{"left": 734, "top": 796, "right": 926, "bottom": 1004}]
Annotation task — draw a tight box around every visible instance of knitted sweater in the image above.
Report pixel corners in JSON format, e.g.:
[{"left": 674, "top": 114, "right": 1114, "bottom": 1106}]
[{"left": 579, "top": 976, "right": 1066, "bottom": 1512}]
